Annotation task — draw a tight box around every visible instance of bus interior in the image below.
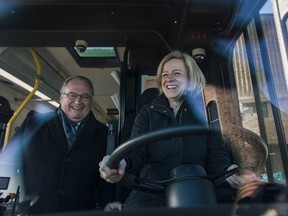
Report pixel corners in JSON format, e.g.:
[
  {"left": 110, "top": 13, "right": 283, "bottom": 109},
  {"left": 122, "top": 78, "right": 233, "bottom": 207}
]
[{"left": 0, "top": 0, "right": 288, "bottom": 215}]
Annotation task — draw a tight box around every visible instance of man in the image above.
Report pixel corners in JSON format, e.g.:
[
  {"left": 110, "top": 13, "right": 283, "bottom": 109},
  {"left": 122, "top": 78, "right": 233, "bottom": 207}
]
[{"left": 5, "top": 75, "right": 115, "bottom": 214}]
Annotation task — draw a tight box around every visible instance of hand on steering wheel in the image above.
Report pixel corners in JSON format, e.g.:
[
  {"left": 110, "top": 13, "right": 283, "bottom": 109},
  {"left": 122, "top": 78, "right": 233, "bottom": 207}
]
[{"left": 99, "top": 155, "right": 127, "bottom": 183}]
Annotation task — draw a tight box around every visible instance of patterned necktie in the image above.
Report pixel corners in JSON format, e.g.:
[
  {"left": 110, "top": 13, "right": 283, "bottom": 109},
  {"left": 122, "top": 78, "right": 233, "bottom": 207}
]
[
  {"left": 68, "top": 122, "right": 79, "bottom": 147},
  {"left": 57, "top": 108, "right": 80, "bottom": 148}
]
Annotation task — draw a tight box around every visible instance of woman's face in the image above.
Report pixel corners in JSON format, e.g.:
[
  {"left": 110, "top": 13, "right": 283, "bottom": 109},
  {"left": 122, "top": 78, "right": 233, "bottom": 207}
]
[
  {"left": 161, "top": 58, "right": 190, "bottom": 101},
  {"left": 59, "top": 79, "right": 92, "bottom": 122}
]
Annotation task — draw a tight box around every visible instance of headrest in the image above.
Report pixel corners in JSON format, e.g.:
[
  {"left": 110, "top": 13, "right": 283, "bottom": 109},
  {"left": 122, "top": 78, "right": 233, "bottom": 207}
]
[{"left": 139, "top": 88, "right": 159, "bottom": 111}]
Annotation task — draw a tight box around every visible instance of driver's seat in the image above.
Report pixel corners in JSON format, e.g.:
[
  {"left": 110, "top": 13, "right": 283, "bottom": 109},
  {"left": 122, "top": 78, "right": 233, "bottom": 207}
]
[
  {"left": 116, "top": 88, "right": 159, "bottom": 202},
  {"left": 120, "top": 88, "right": 159, "bottom": 143}
]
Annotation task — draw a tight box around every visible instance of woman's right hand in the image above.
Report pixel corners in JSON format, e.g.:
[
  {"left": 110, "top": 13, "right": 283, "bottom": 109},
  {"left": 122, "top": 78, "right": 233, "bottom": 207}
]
[{"left": 99, "top": 155, "right": 127, "bottom": 183}]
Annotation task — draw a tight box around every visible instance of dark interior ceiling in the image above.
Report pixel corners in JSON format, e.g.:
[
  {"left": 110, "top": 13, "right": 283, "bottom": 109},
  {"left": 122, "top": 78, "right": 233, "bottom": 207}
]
[
  {"left": 0, "top": 0, "right": 266, "bottom": 50},
  {"left": 0, "top": 0, "right": 268, "bottom": 122}
]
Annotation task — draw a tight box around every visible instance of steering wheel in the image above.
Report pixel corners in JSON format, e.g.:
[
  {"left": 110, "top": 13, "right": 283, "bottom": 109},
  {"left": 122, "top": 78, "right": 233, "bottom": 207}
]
[
  {"left": 108, "top": 124, "right": 267, "bottom": 169},
  {"left": 107, "top": 125, "right": 268, "bottom": 207},
  {"left": 108, "top": 125, "right": 211, "bottom": 168}
]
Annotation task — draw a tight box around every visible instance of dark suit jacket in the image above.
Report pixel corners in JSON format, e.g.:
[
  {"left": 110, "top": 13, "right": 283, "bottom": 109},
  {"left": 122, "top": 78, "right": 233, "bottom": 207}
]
[{"left": 6, "top": 110, "right": 115, "bottom": 214}]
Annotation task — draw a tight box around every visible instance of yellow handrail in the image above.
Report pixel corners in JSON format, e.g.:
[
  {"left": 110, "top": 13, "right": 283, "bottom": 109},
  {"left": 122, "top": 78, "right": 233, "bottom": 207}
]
[{"left": 2, "top": 48, "right": 42, "bottom": 150}]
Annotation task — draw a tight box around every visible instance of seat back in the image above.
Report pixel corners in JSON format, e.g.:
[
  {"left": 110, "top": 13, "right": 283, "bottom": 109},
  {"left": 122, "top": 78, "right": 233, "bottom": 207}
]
[
  {"left": 0, "top": 96, "right": 13, "bottom": 149},
  {"left": 137, "top": 88, "right": 159, "bottom": 112},
  {"left": 120, "top": 88, "right": 159, "bottom": 143},
  {"left": 0, "top": 96, "right": 13, "bottom": 124},
  {"left": 116, "top": 88, "right": 159, "bottom": 202}
]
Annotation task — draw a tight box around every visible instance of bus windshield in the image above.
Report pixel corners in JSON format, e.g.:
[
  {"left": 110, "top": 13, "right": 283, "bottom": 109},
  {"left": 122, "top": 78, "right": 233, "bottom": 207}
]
[{"left": 0, "top": 0, "right": 288, "bottom": 215}]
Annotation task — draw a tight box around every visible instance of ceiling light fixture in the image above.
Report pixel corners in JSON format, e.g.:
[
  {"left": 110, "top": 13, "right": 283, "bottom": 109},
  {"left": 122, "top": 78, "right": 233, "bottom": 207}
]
[{"left": 0, "top": 68, "right": 59, "bottom": 107}]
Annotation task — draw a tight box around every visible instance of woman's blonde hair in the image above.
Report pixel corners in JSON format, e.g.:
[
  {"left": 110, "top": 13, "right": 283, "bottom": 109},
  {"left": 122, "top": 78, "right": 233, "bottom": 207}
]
[{"left": 156, "top": 50, "right": 206, "bottom": 95}]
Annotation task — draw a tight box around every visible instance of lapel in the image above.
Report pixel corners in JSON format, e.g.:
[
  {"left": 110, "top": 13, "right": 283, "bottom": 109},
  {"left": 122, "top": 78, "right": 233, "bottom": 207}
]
[{"left": 47, "top": 112, "right": 70, "bottom": 152}]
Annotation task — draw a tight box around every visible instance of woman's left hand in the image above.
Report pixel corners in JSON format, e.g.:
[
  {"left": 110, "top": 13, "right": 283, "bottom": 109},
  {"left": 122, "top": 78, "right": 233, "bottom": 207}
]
[{"left": 226, "top": 164, "right": 261, "bottom": 189}]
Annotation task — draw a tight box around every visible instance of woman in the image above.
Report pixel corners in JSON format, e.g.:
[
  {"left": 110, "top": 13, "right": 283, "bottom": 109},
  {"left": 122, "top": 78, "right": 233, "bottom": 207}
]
[{"left": 99, "top": 50, "right": 257, "bottom": 209}]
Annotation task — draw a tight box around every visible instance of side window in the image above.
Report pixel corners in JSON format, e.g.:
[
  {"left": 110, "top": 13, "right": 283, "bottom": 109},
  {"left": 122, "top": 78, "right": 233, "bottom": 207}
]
[
  {"left": 206, "top": 101, "right": 220, "bottom": 131},
  {"left": 281, "top": 5, "right": 288, "bottom": 55},
  {"left": 232, "top": 0, "right": 288, "bottom": 184}
]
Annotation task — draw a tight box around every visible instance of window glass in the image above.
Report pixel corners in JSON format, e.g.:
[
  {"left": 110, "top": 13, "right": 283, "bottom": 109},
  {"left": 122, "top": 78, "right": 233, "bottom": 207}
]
[{"left": 232, "top": 0, "right": 288, "bottom": 184}]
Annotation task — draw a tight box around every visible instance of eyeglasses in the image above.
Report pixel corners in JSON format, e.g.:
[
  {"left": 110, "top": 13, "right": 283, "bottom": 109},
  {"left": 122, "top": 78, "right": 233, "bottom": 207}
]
[{"left": 62, "top": 92, "right": 92, "bottom": 101}]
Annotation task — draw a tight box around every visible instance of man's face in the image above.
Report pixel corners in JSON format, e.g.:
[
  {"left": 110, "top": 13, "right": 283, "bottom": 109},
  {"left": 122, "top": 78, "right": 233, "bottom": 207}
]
[{"left": 59, "top": 79, "right": 92, "bottom": 122}]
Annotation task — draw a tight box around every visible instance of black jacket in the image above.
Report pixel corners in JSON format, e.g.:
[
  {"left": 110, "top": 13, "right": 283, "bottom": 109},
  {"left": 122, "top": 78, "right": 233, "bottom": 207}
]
[
  {"left": 126, "top": 93, "right": 232, "bottom": 178},
  {"left": 5, "top": 110, "right": 115, "bottom": 214}
]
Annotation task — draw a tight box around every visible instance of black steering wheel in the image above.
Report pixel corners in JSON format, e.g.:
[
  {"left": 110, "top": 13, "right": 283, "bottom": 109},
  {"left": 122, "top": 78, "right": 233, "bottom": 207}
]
[
  {"left": 106, "top": 125, "right": 268, "bottom": 207},
  {"left": 107, "top": 125, "right": 237, "bottom": 184},
  {"left": 108, "top": 125, "right": 212, "bottom": 169}
]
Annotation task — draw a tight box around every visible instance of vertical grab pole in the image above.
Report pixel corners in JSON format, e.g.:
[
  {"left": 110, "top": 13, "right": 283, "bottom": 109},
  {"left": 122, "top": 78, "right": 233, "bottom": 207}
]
[{"left": 2, "top": 48, "right": 42, "bottom": 150}]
